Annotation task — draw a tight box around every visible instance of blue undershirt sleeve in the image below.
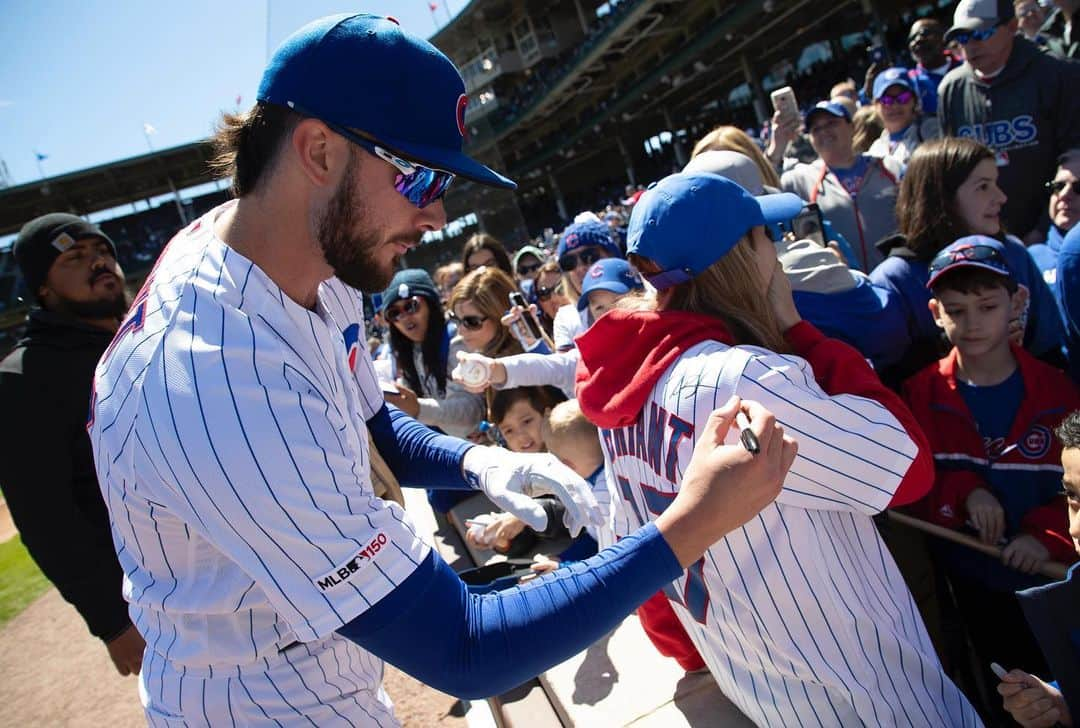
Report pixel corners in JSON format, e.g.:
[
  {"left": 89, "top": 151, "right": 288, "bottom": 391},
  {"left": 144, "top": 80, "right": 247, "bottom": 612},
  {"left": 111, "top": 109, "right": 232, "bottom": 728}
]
[
  {"left": 367, "top": 403, "right": 475, "bottom": 491},
  {"left": 336, "top": 522, "right": 682, "bottom": 698}
]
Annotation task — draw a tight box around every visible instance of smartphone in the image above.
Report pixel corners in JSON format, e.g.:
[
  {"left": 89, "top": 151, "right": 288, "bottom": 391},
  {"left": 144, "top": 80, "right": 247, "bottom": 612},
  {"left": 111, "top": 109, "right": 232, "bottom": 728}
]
[
  {"left": 790, "top": 204, "right": 828, "bottom": 247},
  {"left": 867, "top": 45, "right": 888, "bottom": 65},
  {"left": 509, "top": 291, "right": 545, "bottom": 340},
  {"left": 770, "top": 86, "right": 799, "bottom": 125}
]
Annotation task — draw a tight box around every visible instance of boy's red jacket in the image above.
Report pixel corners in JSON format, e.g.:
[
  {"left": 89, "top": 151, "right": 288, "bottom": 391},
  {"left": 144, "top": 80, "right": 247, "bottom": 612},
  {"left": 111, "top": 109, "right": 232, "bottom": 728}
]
[{"left": 902, "top": 344, "right": 1080, "bottom": 563}]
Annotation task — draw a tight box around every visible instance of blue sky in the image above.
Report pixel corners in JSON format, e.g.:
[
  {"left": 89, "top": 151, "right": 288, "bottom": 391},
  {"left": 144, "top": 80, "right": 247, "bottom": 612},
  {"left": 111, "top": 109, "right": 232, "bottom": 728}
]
[{"left": 0, "top": 0, "right": 467, "bottom": 187}]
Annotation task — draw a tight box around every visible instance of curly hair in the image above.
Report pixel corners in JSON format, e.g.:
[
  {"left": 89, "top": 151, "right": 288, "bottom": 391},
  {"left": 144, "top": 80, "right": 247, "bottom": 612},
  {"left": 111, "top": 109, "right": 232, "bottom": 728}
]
[{"left": 1057, "top": 410, "right": 1080, "bottom": 450}]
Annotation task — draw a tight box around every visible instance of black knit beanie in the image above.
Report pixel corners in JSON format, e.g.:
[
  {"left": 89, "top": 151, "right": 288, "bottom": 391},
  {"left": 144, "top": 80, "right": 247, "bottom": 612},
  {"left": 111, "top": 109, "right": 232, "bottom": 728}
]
[{"left": 13, "top": 213, "right": 118, "bottom": 300}]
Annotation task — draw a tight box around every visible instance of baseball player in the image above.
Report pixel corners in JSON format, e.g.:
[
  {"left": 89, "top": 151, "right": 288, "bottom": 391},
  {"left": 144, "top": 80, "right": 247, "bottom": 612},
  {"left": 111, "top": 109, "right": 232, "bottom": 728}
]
[
  {"left": 89, "top": 15, "right": 794, "bottom": 725},
  {"left": 575, "top": 172, "right": 983, "bottom": 727}
]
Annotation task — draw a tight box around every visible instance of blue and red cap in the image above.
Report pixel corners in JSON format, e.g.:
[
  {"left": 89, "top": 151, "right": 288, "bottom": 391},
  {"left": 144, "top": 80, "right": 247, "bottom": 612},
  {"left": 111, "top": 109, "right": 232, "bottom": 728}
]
[
  {"left": 872, "top": 67, "right": 916, "bottom": 101},
  {"left": 257, "top": 14, "right": 515, "bottom": 190},
  {"left": 926, "top": 235, "right": 1014, "bottom": 289},
  {"left": 577, "top": 258, "right": 645, "bottom": 310},
  {"left": 556, "top": 220, "right": 621, "bottom": 259},
  {"left": 626, "top": 173, "right": 804, "bottom": 290},
  {"left": 804, "top": 100, "right": 852, "bottom": 130}
]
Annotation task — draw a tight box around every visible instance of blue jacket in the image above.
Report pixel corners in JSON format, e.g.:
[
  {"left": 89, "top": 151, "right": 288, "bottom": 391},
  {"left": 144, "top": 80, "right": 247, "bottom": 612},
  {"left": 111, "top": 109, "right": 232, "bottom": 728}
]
[
  {"left": 1055, "top": 224, "right": 1080, "bottom": 380},
  {"left": 871, "top": 234, "right": 1066, "bottom": 379},
  {"left": 792, "top": 275, "right": 907, "bottom": 370}
]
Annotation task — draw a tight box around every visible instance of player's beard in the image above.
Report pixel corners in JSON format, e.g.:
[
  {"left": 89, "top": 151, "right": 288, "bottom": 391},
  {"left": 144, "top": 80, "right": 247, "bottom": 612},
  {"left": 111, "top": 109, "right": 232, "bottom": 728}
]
[{"left": 318, "top": 152, "right": 412, "bottom": 293}]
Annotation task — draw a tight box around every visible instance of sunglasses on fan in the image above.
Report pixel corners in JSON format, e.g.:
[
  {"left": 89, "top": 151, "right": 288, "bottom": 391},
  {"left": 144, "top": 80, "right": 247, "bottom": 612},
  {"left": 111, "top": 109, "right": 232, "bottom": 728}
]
[
  {"left": 879, "top": 90, "right": 915, "bottom": 106},
  {"left": 386, "top": 297, "right": 423, "bottom": 324},
  {"left": 558, "top": 248, "right": 604, "bottom": 272},
  {"left": 450, "top": 312, "right": 489, "bottom": 330},
  {"left": 1048, "top": 180, "right": 1080, "bottom": 196}
]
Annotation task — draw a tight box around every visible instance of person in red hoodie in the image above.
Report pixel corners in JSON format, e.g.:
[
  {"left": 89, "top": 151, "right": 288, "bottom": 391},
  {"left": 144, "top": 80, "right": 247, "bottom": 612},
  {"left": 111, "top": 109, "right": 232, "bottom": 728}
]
[
  {"left": 902, "top": 236, "right": 1080, "bottom": 687},
  {"left": 575, "top": 172, "right": 980, "bottom": 727}
]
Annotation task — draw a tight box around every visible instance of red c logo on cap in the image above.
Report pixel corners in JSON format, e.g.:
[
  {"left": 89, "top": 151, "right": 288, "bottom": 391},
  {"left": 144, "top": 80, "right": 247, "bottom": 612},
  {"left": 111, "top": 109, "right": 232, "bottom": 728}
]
[{"left": 456, "top": 94, "right": 468, "bottom": 138}]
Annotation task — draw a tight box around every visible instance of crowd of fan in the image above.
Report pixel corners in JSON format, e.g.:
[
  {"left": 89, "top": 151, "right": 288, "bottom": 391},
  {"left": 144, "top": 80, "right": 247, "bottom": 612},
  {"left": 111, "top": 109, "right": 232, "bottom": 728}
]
[{"left": 366, "top": 3, "right": 1080, "bottom": 724}]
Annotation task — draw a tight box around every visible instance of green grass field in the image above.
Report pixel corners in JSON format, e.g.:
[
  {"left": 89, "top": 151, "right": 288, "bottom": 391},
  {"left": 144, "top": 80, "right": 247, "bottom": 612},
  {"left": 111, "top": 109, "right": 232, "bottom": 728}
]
[{"left": 0, "top": 536, "right": 51, "bottom": 629}]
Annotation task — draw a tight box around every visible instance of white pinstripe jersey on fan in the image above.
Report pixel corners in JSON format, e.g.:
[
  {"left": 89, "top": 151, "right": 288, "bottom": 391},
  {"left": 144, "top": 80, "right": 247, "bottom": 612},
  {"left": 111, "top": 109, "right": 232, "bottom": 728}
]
[
  {"left": 89, "top": 202, "right": 426, "bottom": 726},
  {"left": 600, "top": 341, "right": 982, "bottom": 728}
]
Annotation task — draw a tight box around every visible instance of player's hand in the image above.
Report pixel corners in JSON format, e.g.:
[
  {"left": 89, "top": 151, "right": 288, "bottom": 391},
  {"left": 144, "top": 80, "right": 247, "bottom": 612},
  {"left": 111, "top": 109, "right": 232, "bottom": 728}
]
[
  {"left": 656, "top": 396, "right": 796, "bottom": 568},
  {"left": 529, "top": 554, "right": 561, "bottom": 576},
  {"left": 451, "top": 350, "right": 507, "bottom": 392},
  {"left": 1001, "top": 534, "right": 1050, "bottom": 574},
  {"left": 384, "top": 384, "right": 420, "bottom": 417},
  {"left": 105, "top": 623, "right": 146, "bottom": 676},
  {"left": 766, "top": 265, "right": 802, "bottom": 332},
  {"left": 826, "top": 241, "right": 848, "bottom": 266},
  {"left": 998, "top": 669, "right": 1072, "bottom": 727},
  {"left": 463, "top": 446, "right": 600, "bottom": 535},
  {"left": 965, "top": 488, "right": 1005, "bottom": 545}
]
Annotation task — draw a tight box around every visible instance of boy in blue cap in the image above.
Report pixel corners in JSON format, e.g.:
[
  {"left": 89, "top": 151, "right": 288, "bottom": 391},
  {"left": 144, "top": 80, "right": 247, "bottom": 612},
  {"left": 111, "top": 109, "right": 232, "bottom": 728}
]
[{"left": 902, "top": 236, "right": 1080, "bottom": 696}]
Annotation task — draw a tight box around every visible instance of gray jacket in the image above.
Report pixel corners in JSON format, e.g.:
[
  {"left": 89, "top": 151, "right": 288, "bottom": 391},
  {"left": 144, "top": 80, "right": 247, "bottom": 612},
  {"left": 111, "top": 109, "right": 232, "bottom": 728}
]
[
  {"left": 938, "top": 37, "right": 1080, "bottom": 238},
  {"left": 781, "top": 155, "right": 903, "bottom": 273}
]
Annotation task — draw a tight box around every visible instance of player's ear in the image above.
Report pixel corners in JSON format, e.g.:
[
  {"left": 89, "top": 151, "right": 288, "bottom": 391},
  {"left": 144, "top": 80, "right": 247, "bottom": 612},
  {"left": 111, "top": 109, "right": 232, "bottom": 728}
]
[
  {"left": 290, "top": 118, "right": 341, "bottom": 189},
  {"left": 927, "top": 297, "right": 944, "bottom": 328}
]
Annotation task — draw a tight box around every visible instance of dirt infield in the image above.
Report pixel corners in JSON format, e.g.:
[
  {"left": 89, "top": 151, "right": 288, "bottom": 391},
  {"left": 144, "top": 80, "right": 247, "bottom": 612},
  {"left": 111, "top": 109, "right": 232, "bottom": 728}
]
[{"left": 0, "top": 587, "right": 465, "bottom": 727}]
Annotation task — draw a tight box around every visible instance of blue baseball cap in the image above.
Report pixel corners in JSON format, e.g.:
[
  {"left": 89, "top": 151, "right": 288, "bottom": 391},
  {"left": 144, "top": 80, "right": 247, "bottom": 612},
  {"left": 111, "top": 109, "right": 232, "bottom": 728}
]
[
  {"left": 872, "top": 67, "right": 916, "bottom": 101},
  {"left": 577, "top": 258, "right": 645, "bottom": 310},
  {"left": 257, "top": 14, "right": 515, "bottom": 190},
  {"left": 626, "top": 173, "right": 804, "bottom": 290},
  {"left": 926, "top": 235, "right": 1014, "bottom": 289},
  {"left": 556, "top": 220, "right": 621, "bottom": 260},
  {"left": 804, "top": 100, "right": 852, "bottom": 130}
]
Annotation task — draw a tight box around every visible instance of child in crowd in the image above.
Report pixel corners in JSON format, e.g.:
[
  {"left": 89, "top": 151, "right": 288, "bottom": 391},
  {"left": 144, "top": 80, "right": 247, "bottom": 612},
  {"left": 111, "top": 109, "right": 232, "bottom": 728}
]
[
  {"left": 902, "top": 236, "right": 1080, "bottom": 684},
  {"left": 995, "top": 409, "right": 1080, "bottom": 728}
]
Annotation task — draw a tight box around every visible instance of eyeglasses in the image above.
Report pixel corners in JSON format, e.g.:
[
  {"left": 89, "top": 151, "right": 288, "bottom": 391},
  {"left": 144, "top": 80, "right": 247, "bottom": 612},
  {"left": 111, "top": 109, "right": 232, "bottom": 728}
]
[
  {"left": 928, "top": 244, "right": 1005, "bottom": 274},
  {"left": 450, "top": 312, "right": 489, "bottom": 330},
  {"left": 951, "top": 23, "right": 1002, "bottom": 45},
  {"left": 558, "top": 248, "right": 604, "bottom": 272},
  {"left": 535, "top": 282, "right": 563, "bottom": 301},
  {"left": 1048, "top": 180, "right": 1080, "bottom": 196},
  {"left": 386, "top": 297, "right": 423, "bottom": 324},
  {"left": 286, "top": 102, "right": 455, "bottom": 209},
  {"left": 879, "top": 90, "right": 915, "bottom": 106},
  {"left": 516, "top": 261, "right": 542, "bottom": 277},
  {"left": 1018, "top": 5, "right": 1041, "bottom": 19}
]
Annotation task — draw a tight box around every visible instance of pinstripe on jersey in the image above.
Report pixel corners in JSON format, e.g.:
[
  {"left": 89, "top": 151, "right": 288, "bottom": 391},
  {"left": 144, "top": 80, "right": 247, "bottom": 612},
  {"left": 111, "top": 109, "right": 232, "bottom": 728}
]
[
  {"left": 601, "top": 341, "right": 983, "bottom": 728},
  {"left": 90, "top": 203, "right": 426, "bottom": 726}
]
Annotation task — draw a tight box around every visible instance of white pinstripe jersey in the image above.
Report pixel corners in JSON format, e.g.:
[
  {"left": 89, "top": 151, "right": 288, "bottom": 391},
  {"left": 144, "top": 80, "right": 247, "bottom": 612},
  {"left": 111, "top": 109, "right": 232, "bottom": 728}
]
[
  {"left": 90, "top": 203, "right": 427, "bottom": 726},
  {"left": 600, "top": 341, "right": 982, "bottom": 728}
]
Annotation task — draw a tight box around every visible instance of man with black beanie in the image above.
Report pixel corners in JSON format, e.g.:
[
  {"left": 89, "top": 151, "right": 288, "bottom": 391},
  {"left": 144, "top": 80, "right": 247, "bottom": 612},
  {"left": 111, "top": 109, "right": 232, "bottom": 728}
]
[{"left": 0, "top": 212, "right": 143, "bottom": 675}]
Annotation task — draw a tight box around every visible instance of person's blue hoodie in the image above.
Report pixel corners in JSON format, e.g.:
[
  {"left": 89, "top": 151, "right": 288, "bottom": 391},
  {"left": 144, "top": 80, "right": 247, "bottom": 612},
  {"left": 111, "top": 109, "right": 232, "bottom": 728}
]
[
  {"left": 1056, "top": 224, "right": 1080, "bottom": 381},
  {"left": 871, "top": 233, "right": 1066, "bottom": 379},
  {"left": 793, "top": 276, "right": 907, "bottom": 370}
]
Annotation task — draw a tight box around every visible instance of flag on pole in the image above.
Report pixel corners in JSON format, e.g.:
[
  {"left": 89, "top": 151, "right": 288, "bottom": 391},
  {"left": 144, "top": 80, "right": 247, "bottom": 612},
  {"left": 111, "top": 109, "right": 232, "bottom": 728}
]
[
  {"left": 34, "top": 151, "right": 48, "bottom": 161},
  {"left": 235, "top": 94, "right": 242, "bottom": 107},
  {"left": 429, "top": 2, "right": 437, "bottom": 11},
  {"left": 143, "top": 122, "right": 157, "bottom": 136}
]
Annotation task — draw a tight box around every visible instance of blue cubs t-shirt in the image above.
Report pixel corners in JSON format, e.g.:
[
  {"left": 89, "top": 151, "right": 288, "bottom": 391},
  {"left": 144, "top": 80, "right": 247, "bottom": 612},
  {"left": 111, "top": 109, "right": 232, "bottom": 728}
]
[{"left": 956, "top": 368, "right": 1024, "bottom": 460}]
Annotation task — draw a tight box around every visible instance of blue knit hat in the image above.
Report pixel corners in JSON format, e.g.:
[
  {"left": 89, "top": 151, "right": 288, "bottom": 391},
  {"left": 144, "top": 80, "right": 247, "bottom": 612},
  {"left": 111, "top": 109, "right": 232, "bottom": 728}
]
[
  {"left": 556, "top": 220, "right": 621, "bottom": 260},
  {"left": 258, "top": 14, "right": 514, "bottom": 189}
]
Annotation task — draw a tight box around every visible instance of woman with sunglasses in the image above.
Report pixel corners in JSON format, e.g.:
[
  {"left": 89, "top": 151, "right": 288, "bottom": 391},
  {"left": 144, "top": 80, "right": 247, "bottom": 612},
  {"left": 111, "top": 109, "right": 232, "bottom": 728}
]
[
  {"left": 533, "top": 259, "right": 570, "bottom": 339},
  {"left": 552, "top": 219, "right": 622, "bottom": 352},
  {"left": 870, "top": 137, "right": 1065, "bottom": 384},
  {"left": 866, "top": 68, "right": 940, "bottom": 169},
  {"left": 380, "top": 269, "right": 484, "bottom": 441},
  {"left": 573, "top": 172, "right": 979, "bottom": 726},
  {"left": 447, "top": 267, "right": 525, "bottom": 360},
  {"left": 461, "top": 232, "right": 514, "bottom": 276}
]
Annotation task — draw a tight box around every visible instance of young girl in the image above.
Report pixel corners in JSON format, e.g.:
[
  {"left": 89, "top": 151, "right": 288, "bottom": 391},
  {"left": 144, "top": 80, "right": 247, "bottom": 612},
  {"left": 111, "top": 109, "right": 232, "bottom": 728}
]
[
  {"left": 871, "top": 137, "right": 1065, "bottom": 383},
  {"left": 575, "top": 171, "right": 980, "bottom": 726}
]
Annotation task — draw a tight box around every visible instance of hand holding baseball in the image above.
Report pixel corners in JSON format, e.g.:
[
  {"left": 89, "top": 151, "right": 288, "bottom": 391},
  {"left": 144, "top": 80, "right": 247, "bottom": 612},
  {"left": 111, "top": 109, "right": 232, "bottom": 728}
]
[{"left": 452, "top": 350, "right": 506, "bottom": 392}]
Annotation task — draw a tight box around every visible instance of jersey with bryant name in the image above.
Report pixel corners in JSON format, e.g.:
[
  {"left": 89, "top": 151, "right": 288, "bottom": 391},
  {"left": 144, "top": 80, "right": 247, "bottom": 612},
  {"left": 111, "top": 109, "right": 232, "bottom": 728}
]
[
  {"left": 601, "top": 341, "right": 982, "bottom": 728},
  {"left": 90, "top": 202, "right": 425, "bottom": 726}
]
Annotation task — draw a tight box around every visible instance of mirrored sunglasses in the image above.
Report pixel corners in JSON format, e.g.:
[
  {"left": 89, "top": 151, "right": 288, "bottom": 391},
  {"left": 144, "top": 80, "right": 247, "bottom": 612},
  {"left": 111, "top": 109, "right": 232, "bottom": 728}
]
[
  {"left": 879, "top": 90, "right": 915, "bottom": 106},
  {"left": 952, "top": 24, "right": 1001, "bottom": 45},
  {"left": 1047, "top": 180, "right": 1080, "bottom": 196},
  {"left": 450, "top": 312, "right": 489, "bottom": 331},
  {"left": 928, "top": 244, "right": 1005, "bottom": 274},
  {"left": 386, "top": 297, "right": 423, "bottom": 324},
  {"left": 286, "top": 102, "right": 454, "bottom": 209},
  {"left": 558, "top": 249, "right": 604, "bottom": 272}
]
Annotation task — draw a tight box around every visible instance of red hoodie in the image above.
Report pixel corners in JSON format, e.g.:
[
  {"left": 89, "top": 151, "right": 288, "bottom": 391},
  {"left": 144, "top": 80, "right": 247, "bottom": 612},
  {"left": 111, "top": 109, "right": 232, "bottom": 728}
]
[{"left": 575, "top": 309, "right": 933, "bottom": 507}]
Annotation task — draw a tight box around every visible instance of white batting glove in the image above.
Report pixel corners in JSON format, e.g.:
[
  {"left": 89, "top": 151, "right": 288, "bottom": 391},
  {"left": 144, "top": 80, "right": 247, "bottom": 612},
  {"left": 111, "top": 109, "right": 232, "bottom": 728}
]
[
  {"left": 451, "top": 352, "right": 494, "bottom": 393},
  {"left": 463, "top": 446, "right": 601, "bottom": 536}
]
